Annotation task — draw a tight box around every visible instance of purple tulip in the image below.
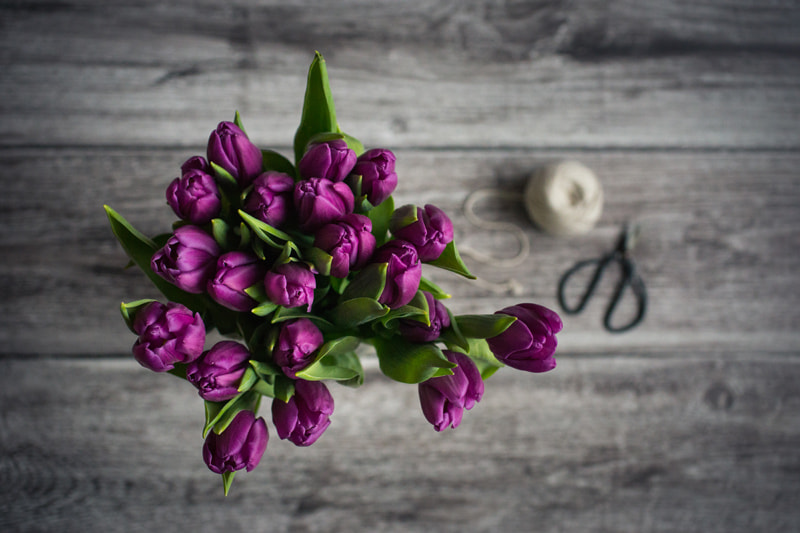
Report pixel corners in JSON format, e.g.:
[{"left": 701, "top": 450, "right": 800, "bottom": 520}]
[
  {"left": 372, "top": 239, "right": 421, "bottom": 309},
  {"left": 242, "top": 171, "right": 296, "bottom": 229},
  {"left": 186, "top": 340, "right": 251, "bottom": 402},
  {"left": 151, "top": 225, "right": 221, "bottom": 294},
  {"left": 203, "top": 410, "right": 268, "bottom": 474},
  {"left": 390, "top": 204, "right": 454, "bottom": 262},
  {"left": 399, "top": 291, "right": 451, "bottom": 342},
  {"left": 486, "top": 303, "right": 562, "bottom": 373},
  {"left": 166, "top": 168, "right": 221, "bottom": 225},
  {"left": 418, "top": 351, "right": 484, "bottom": 431},
  {"left": 206, "top": 121, "right": 263, "bottom": 187},
  {"left": 294, "top": 177, "right": 355, "bottom": 232},
  {"left": 298, "top": 139, "right": 356, "bottom": 182},
  {"left": 207, "top": 252, "right": 265, "bottom": 312},
  {"left": 272, "top": 379, "right": 334, "bottom": 447},
  {"left": 314, "top": 214, "right": 376, "bottom": 278},
  {"left": 180, "top": 155, "right": 209, "bottom": 175},
  {"left": 351, "top": 148, "right": 397, "bottom": 206},
  {"left": 272, "top": 318, "right": 324, "bottom": 378},
  {"left": 263, "top": 262, "right": 316, "bottom": 311},
  {"left": 131, "top": 301, "right": 206, "bottom": 372}
]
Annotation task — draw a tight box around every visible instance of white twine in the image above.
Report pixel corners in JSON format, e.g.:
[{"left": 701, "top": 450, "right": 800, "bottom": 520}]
[{"left": 458, "top": 160, "right": 603, "bottom": 294}]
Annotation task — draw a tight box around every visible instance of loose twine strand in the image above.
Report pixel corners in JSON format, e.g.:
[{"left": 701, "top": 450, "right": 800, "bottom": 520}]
[{"left": 458, "top": 161, "right": 604, "bottom": 294}]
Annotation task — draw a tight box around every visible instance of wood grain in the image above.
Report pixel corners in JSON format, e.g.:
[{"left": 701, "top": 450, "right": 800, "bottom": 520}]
[{"left": 1, "top": 357, "right": 798, "bottom": 533}]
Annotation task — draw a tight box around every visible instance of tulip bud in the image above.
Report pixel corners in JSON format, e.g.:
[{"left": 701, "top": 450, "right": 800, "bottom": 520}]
[
  {"left": 166, "top": 168, "right": 221, "bottom": 225},
  {"left": 242, "top": 171, "right": 296, "bottom": 229},
  {"left": 272, "top": 318, "right": 324, "bottom": 378},
  {"left": 298, "top": 139, "right": 356, "bottom": 182},
  {"left": 351, "top": 148, "right": 397, "bottom": 206},
  {"left": 390, "top": 204, "right": 454, "bottom": 262},
  {"left": 207, "top": 252, "right": 265, "bottom": 312},
  {"left": 206, "top": 121, "right": 263, "bottom": 187},
  {"left": 294, "top": 177, "right": 355, "bottom": 232},
  {"left": 314, "top": 214, "right": 376, "bottom": 278},
  {"left": 151, "top": 225, "right": 221, "bottom": 294},
  {"left": 372, "top": 239, "right": 421, "bottom": 309},
  {"left": 399, "top": 291, "right": 450, "bottom": 342},
  {"left": 272, "top": 379, "right": 334, "bottom": 446},
  {"left": 202, "top": 410, "right": 268, "bottom": 474},
  {"left": 180, "top": 155, "right": 209, "bottom": 175},
  {"left": 263, "top": 262, "right": 316, "bottom": 311},
  {"left": 131, "top": 301, "right": 206, "bottom": 372},
  {"left": 186, "top": 340, "right": 250, "bottom": 402},
  {"left": 418, "top": 351, "right": 484, "bottom": 431},
  {"left": 486, "top": 303, "right": 562, "bottom": 373}
]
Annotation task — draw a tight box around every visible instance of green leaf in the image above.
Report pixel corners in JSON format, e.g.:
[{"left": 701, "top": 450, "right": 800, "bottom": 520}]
[
  {"left": 209, "top": 161, "right": 238, "bottom": 189},
  {"left": 306, "top": 247, "right": 333, "bottom": 277},
  {"left": 330, "top": 297, "right": 389, "bottom": 328},
  {"left": 271, "top": 306, "right": 334, "bottom": 328},
  {"left": 238, "top": 209, "right": 293, "bottom": 242},
  {"left": 419, "top": 277, "right": 451, "bottom": 299},
  {"left": 104, "top": 206, "right": 206, "bottom": 310},
  {"left": 440, "top": 307, "right": 469, "bottom": 351},
  {"left": 244, "top": 283, "right": 269, "bottom": 304},
  {"left": 318, "top": 336, "right": 360, "bottom": 360},
  {"left": 367, "top": 196, "right": 394, "bottom": 246},
  {"left": 203, "top": 391, "right": 259, "bottom": 438},
  {"left": 233, "top": 110, "right": 246, "bottom": 133},
  {"left": 380, "top": 290, "right": 429, "bottom": 328},
  {"left": 294, "top": 51, "right": 338, "bottom": 164},
  {"left": 454, "top": 314, "right": 517, "bottom": 339},
  {"left": 211, "top": 218, "right": 233, "bottom": 249},
  {"left": 249, "top": 359, "right": 282, "bottom": 378},
  {"left": 273, "top": 376, "right": 295, "bottom": 402},
  {"left": 295, "top": 350, "right": 363, "bottom": 383},
  {"left": 338, "top": 131, "right": 365, "bottom": 157},
  {"left": 452, "top": 338, "right": 504, "bottom": 380},
  {"left": 373, "top": 336, "right": 456, "bottom": 384},
  {"left": 251, "top": 301, "right": 278, "bottom": 317},
  {"left": 261, "top": 149, "right": 297, "bottom": 178},
  {"left": 426, "top": 240, "right": 476, "bottom": 279},
  {"left": 166, "top": 363, "right": 187, "bottom": 380},
  {"left": 119, "top": 298, "right": 157, "bottom": 333},
  {"left": 222, "top": 471, "right": 236, "bottom": 497},
  {"left": 237, "top": 367, "right": 259, "bottom": 392},
  {"left": 342, "top": 262, "right": 387, "bottom": 301}
]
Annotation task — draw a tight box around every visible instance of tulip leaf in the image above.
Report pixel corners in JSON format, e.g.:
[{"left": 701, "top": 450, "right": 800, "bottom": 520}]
[
  {"left": 166, "top": 363, "right": 188, "bottom": 380},
  {"left": 211, "top": 218, "right": 233, "bottom": 249},
  {"left": 251, "top": 301, "right": 278, "bottom": 317},
  {"left": 318, "top": 336, "right": 360, "bottom": 360},
  {"left": 244, "top": 283, "right": 269, "bottom": 304},
  {"left": 455, "top": 338, "right": 504, "bottom": 380},
  {"left": 104, "top": 206, "right": 206, "bottom": 311},
  {"left": 306, "top": 247, "right": 333, "bottom": 276},
  {"left": 296, "top": 350, "right": 364, "bottom": 384},
  {"left": 419, "top": 276, "right": 451, "bottom": 299},
  {"left": 380, "top": 290, "right": 429, "bottom": 328},
  {"left": 273, "top": 375, "right": 296, "bottom": 402},
  {"left": 373, "top": 336, "right": 456, "bottom": 384},
  {"left": 270, "top": 306, "right": 334, "bottom": 328},
  {"left": 440, "top": 307, "right": 469, "bottom": 351},
  {"left": 454, "top": 314, "right": 517, "bottom": 340},
  {"left": 249, "top": 359, "right": 282, "bottom": 378},
  {"left": 339, "top": 131, "right": 365, "bottom": 157},
  {"left": 203, "top": 391, "right": 260, "bottom": 438},
  {"left": 342, "top": 262, "right": 387, "bottom": 301},
  {"left": 119, "top": 298, "right": 157, "bottom": 333},
  {"left": 261, "top": 149, "right": 297, "bottom": 178},
  {"left": 367, "top": 196, "right": 394, "bottom": 246},
  {"left": 330, "top": 297, "right": 389, "bottom": 329},
  {"left": 294, "top": 51, "right": 338, "bottom": 164},
  {"left": 237, "top": 367, "right": 259, "bottom": 393},
  {"left": 222, "top": 471, "right": 236, "bottom": 497},
  {"left": 426, "top": 240, "right": 476, "bottom": 279},
  {"left": 233, "top": 110, "right": 246, "bottom": 133},
  {"left": 209, "top": 161, "right": 239, "bottom": 190},
  {"left": 238, "top": 209, "right": 293, "bottom": 243}
]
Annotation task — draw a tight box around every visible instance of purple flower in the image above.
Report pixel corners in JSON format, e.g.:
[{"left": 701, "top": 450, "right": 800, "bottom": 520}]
[
  {"left": 131, "top": 301, "right": 205, "bottom": 372},
  {"left": 298, "top": 139, "right": 356, "bottom": 182},
  {"left": 390, "top": 204, "right": 454, "bottom": 262},
  {"left": 151, "top": 225, "right": 220, "bottom": 294},
  {"left": 294, "top": 177, "right": 354, "bottom": 232},
  {"left": 186, "top": 340, "right": 251, "bottom": 402},
  {"left": 351, "top": 148, "right": 397, "bottom": 206},
  {"left": 166, "top": 168, "right": 221, "bottom": 225},
  {"left": 399, "top": 291, "right": 451, "bottom": 343},
  {"left": 372, "top": 239, "right": 421, "bottom": 309},
  {"left": 272, "top": 380, "right": 334, "bottom": 447},
  {"left": 272, "top": 318, "right": 324, "bottom": 378},
  {"left": 207, "top": 252, "right": 265, "bottom": 312},
  {"left": 203, "top": 410, "right": 268, "bottom": 474},
  {"left": 263, "top": 262, "right": 316, "bottom": 311},
  {"left": 418, "top": 351, "right": 484, "bottom": 431},
  {"left": 206, "top": 121, "right": 263, "bottom": 187},
  {"left": 314, "top": 214, "right": 376, "bottom": 278},
  {"left": 486, "top": 303, "right": 562, "bottom": 373},
  {"left": 242, "top": 172, "right": 296, "bottom": 229},
  {"left": 180, "top": 155, "right": 209, "bottom": 175}
]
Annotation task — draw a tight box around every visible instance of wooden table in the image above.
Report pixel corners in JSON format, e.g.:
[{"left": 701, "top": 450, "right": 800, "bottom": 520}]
[{"left": 2, "top": 1, "right": 799, "bottom": 531}]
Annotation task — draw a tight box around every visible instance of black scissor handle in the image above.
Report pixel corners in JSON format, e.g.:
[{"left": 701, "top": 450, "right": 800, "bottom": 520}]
[
  {"left": 557, "top": 255, "right": 612, "bottom": 315},
  {"left": 603, "top": 258, "right": 647, "bottom": 333}
]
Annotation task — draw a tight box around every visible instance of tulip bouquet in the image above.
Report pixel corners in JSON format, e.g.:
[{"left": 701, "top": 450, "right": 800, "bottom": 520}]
[{"left": 105, "top": 52, "right": 562, "bottom": 495}]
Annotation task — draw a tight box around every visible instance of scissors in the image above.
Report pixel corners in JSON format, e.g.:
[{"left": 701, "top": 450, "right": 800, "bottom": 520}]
[{"left": 557, "top": 224, "right": 647, "bottom": 333}]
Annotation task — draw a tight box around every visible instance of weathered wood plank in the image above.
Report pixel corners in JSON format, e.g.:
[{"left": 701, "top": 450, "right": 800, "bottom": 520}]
[
  {"left": 1, "top": 357, "right": 798, "bottom": 532},
  {"left": 1, "top": 148, "right": 798, "bottom": 356},
  {"left": 1, "top": 1, "right": 799, "bottom": 149}
]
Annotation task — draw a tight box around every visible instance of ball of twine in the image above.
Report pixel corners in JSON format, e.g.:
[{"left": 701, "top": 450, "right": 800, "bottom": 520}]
[{"left": 523, "top": 160, "right": 603, "bottom": 236}]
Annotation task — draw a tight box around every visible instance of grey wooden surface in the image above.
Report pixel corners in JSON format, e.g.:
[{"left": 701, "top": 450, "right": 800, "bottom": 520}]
[{"left": 2, "top": 1, "right": 799, "bottom": 532}]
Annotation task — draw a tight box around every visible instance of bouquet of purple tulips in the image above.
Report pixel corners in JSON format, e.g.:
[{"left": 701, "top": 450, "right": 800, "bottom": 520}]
[{"left": 105, "top": 52, "right": 562, "bottom": 495}]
